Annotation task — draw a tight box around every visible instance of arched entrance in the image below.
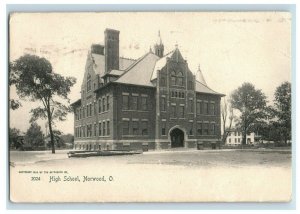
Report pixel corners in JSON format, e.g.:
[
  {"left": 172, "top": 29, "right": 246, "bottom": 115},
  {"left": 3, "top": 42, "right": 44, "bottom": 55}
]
[{"left": 170, "top": 128, "right": 184, "bottom": 148}]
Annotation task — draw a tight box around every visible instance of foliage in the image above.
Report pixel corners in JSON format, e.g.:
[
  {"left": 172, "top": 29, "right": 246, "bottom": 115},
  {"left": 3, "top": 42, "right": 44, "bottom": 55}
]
[
  {"left": 25, "top": 122, "right": 44, "bottom": 148},
  {"left": 270, "top": 82, "right": 291, "bottom": 143},
  {"left": 9, "top": 127, "right": 21, "bottom": 148},
  {"left": 230, "top": 82, "right": 268, "bottom": 145},
  {"left": 10, "top": 54, "right": 76, "bottom": 153},
  {"left": 221, "top": 98, "right": 234, "bottom": 144}
]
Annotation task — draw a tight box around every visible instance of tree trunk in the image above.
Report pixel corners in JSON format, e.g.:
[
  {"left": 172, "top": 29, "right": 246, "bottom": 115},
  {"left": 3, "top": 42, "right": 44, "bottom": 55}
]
[{"left": 47, "top": 106, "right": 55, "bottom": 154}]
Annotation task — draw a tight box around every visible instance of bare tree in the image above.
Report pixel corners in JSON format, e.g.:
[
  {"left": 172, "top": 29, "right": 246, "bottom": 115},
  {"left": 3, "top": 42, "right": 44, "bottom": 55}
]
[{"left": 221, "top": 98, "right": 234, "bottom": 145}]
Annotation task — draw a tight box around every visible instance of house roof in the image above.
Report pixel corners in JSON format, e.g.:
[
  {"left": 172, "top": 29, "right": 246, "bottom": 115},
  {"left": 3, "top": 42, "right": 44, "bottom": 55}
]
[
  {"left": 115, "top": 52, "right": 160, "bottom": 87},
  {"left": 90, "top": 53, "right": 136, "bottom": 77},
  {"left": 102, "top": 69, "right": 125, "bottom": 77},
  {"left": 151, "top": 50, "right": 174, "bottom": 81},
  {"left": 195, "top": 80, "right": 224, "bottom": 96}
]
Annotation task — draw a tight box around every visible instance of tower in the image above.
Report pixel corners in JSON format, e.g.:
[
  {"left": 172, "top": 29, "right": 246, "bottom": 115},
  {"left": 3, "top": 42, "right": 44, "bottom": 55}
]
[
  {"left": 197, "top": 64, "right": 207, "bottom": 86},
  {"left": 105, "top": 29, "right": 120, "bottom": 73},
  {"left": 154, "top": 30, "right": 164, "bottom": 58}
]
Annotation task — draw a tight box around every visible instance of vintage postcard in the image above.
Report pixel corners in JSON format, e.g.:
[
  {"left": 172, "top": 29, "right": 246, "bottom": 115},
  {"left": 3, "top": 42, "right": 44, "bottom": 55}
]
[{"left": 9, "top": 12, "right": 292, "bottom": 202}]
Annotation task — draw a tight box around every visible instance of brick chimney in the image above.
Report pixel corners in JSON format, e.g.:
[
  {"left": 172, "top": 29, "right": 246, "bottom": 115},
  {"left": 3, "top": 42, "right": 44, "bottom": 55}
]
[{"left": 104, "top": 29, "right": 120, "bottom": 73}]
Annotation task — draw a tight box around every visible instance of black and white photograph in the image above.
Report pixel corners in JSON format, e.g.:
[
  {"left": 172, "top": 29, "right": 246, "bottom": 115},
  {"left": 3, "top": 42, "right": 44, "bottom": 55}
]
[{"left": 8, "top": 11, "right": 292, "bottom": 202}]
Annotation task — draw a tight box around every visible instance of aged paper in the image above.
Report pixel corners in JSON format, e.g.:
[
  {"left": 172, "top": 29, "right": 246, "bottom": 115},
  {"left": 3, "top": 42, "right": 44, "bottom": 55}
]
[{"left": 9, "top": 12, "right": 291, "bottom": 202}]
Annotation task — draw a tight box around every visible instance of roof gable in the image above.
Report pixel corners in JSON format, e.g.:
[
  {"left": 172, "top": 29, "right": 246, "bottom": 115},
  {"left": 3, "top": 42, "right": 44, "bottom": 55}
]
[{"left": 115, "top": 52, "right": 160, "bottom": 87}]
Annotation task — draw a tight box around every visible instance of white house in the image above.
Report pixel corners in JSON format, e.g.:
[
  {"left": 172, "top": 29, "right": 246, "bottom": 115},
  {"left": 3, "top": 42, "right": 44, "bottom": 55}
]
[{"left": 225, "top": 130, "right": 258, "bottom": 146}]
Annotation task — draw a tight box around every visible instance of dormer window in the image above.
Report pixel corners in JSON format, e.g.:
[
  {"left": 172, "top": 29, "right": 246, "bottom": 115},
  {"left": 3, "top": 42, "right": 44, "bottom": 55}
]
[{"left": 87, "top": 73, "right": 91, "bottom": 92}]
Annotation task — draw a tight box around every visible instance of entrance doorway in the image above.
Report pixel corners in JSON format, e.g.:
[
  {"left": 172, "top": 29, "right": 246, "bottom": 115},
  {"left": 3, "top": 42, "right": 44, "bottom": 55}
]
[{"left": 170, "top": 128, "right": 184, "bottom": 148}]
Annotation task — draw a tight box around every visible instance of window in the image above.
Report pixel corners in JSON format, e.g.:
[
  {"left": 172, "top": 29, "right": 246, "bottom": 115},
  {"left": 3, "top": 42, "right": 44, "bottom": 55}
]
[
  {"left": 189, "top": 99, "right": 194, "bottom": 113},
  {"left": 107, "top": 96, "right": 109, "bottom": 110},
  {"left": 141, "top": 121, "right": 148, "bottom": 135},
  {"left": 161, "top": 97, "right": 166, "bottom": 111},
  {"left": 204, "top": 102, "right": 209, "bottom": 115},
  {"left": 161, "top": 77, "right": 166, "bottom": 86},
  {"left": 132, "top": 121, "right": 139, "bottom": 135},
  {"left": 107, "top": 121, "right": 110, "bottom": 136},
  {"left": 98, "top": 122, "right": 102, "bottom": 136},
  {"left": 122, "top": 95, "right": 129, "bottom": 110},
  {"left": 171, "top": 105, "right": 176, "bottom": 118},
  {"left": 103, "top": 121, "right": 106, "bottom": 136},
  {"left": 132, "top": 96, "right": 138, "bottom": 110},
  {"left": 141, "top": 97, "right": 148, "bottom": 111},
  {"left": 211, "top": 123, "right": 216, "bottom": 135},
  {"left": 87, "top": 73, "right": 91, "bottom": 92},
  {"left": 177, "top": 71, "right": 183, "bottom": 86},
  {"left": 94, "top": 124, "right": 97, "bottom": 136},
  {"left": 188, "top": 81, "right": 194, "bottom": 90},
  {"left": 179, "top": 106, "right": 184, "bottom": 118},
  {"left": 82, "top": 107, "right": 85, "bottom": 118},
  {"left": 203, "top": 123, "right": 209, "bottom": 135},
  {"left": 210, "top": 103, "right": 215, "bottom": 115},
  {"left": 122, "top": 121, "right": 129, "bottom": 135},
  {"left": 171, "top": 71, "right": 176, "bottom": 86},
  {"left": 171, "top": 70, "right": 184, "bottom": 86},
  {"left": 196, "top": 102, "right": 201, "bottom": 114},
  {"left": 94, "top": 102, "right": 97, "bottom": 115},
  {"left": 79, "top": 108, "right": 82, "bottom": 119},
  {"left": 89, "top": 124, "right": 92, "bottom": 137},
  {"left": 200, "top": 101, "right": 203, "bottom": 114},
  {"left": 197, "top": 123, "right": 202, "bottom": 135},
  {"left": 90, "top": 104, "right": 92, "bottom": 116},
  {"left": 161, "top": 122, "right": 166, "bottom": 136},
  {"left": 189, "top": 122, "right": 193, "bottom": 135},
  {"left": 102, "top": 98, "right": 106, "bottom": 112},
  {"left": 229, "top": 138, "right": 231, "bottom": 143},
  {"left": 98, "top": 99, "right": 101, "bottom": 113}
]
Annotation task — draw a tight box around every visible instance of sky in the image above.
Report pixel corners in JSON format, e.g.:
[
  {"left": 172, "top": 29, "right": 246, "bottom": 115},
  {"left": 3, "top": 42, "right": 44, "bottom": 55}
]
[{"left": 9, "top": 12, "right": 291, "bottom": 135}]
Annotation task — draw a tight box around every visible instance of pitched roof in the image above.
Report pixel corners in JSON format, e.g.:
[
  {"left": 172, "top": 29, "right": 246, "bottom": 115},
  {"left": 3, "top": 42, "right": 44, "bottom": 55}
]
[
  {"left": 115, "top": 52, "right": 160, "bottom": 87},
  {"left": 151, "top": 50, "right": 174, "bottom": 81},
  {"left": 195, "top": 80, "right": 224, "bottom": 96},
  {"left": 90, "top": 53, "right": 136, "bottom": 77}
]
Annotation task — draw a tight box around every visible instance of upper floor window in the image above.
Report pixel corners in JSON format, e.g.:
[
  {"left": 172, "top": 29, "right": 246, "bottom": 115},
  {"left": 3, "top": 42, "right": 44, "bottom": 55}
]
[
  {"left": 171, "top": 70, "right": 184, "bottom": 86},
  {"left": 102, "top": 98, "right": 106, "bottom": 112},
  {"left": 204, "top": 102, "right": 209, "bottom": 115},
  {"left": 177, "top": 71, "right": 184, "bottom": 86},
  {"left": 196, "top": 102, "right": 201, "bottom": 115},
  {"left": 171, "top": 105, "right": 176, "bottom": 118},
  {"left": 210, "top": 103, "right": 215, "bottom": 115},
  {"left": 188, "top": 81, "right": 194, "bottom": 90},
  {"left": 132, "top": 96, "right": 138, "bottom": 110},
  {"left": 160, "top": 77, "right": 166, "bottom": 87},
  {"left": 189, "top": 99, "right": 194, "bottom": 113},
  {"left": 122, "top": 95, "right": 129, "bottom": 110},
  {"left": 171, "top": 71, "right": 176, "bottom": 86},
  {"left": 107, "top": 121, "right": 110, "bottom": 136},
  {"left": 141, "top": 97, "right": 148, "bottom": 111},
  {"left": 179, "top": 106, "right": 185, "bottom": 118},
  {"left": 87, "top": 73, "right": 91, "bottom": 92},
  {"left": 98, "top": 99, "right": 101, "bottom": 113},
  {"left": 161, "top": 97, "right": 166, "bottom": 111},
  {"left": 107, "top": 96, "right": 110, "bottom": 110}
]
